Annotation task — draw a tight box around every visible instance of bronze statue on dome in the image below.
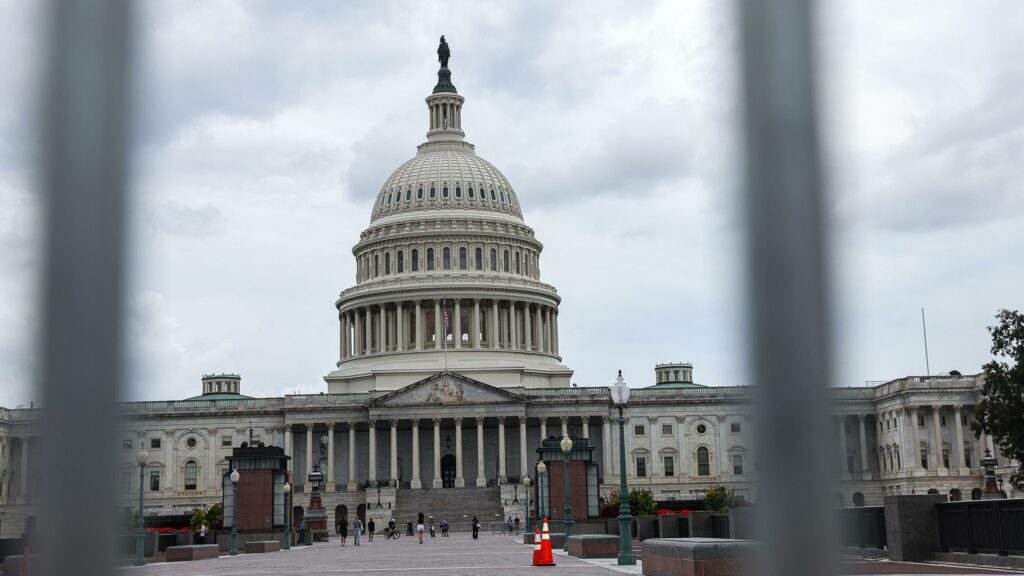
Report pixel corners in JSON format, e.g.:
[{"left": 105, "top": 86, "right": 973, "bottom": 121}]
[{"left": 438, "top": 35, "right": 450, "bottom": 68}]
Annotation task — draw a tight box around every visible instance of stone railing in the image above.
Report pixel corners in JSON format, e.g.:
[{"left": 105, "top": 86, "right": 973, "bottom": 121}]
[
  {"left": 338, "top": 273, "right": 558, "bottom": 300},
  {"left": 872, "top": 375, "right": 981, "bottom": 397},
  {"left": 284, "top": 393, "right": 370, "bottom": 407},
  {"left": 119, "top": 397, "right": 284, "bottom": 414}
]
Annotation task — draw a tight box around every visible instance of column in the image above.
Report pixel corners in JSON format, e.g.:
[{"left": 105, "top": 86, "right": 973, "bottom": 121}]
[
  {"left": 932, "top": 405, "right": 946, "bottom": 471},
  {"left": 602, "top": 417, "right": 613, "bottom": 482},
  {"left": 582, "top": 418, "right": 590, "bottom": 440},
  {"left": 472, "top": 299, "right": 481, "bottom": 348},
  {"left": 348, "top": 422, "right": 357, "bottom": 490},
  {"left": 543, "top": 307, "right": 551, "bottom": 353},
  {"left": 519, "top": 416, "right": 528, "bottom": 478},
  {"left": 552, "top": 310, "right": 559, "bottom": 355},
  {"left": 498, "top": 417, "right": 507, "bottom": 481},
  {"left": 524, "top": 303, "right": 533, "bottom": 350},
  {"left": 953, "top": 405, "right": 966, "bottom": 470},
  {"left": 305, "top": 424, "right": 313, "bottom": 486},
  {"left": 396, "top": 302, "right": 404, "bottom": 351},
  {"left": 432, "top": 418, "right": 442, "bottom": 488},
  {"left": 164, "top": 430, "right": 174, "bottom": 492},
  {"left": 327, "top": 423, "right": 336, "bottom": 486},
  {"left": 455, "top": 418, "right": 465, "bottom": 487},
  {"left": 536, "top": 306, "right": 544, "bottom": 352},
  {"left": 540, "top": 417, "right": 547, "bottom": 442},
  {"left": 207, "top": 428, "right": 218, "bottom": 490},
  {"left": 415, "top": 301, "right": 423, "bottom": 350},
  {"left": 284, "top": 424, "right": 293, "bottom": 472},
  {"left": 476, "top": 418, "right": 486, "bottom": 487},
  {"left": 649, "top": 417, "right": 659, "bottom": 478},
  {"left": 340, "top": 313, "right": 348, "bottom": 360},
  {"left": 364, "top": 306, "right": 372, "bottom": 354},
  {"left": 368, "top": 420, "right": 377, "bottom": 485},
  {"left": 490, "top": 301, "right": 499, "bottom": 348},
  {"left": 454, "top": 300, "right": 462, "bottom": 348},
  {"left": 434, "top": 300, "right": 442, "bottom": 349},
  {"left": 19, "top": 437, "right": 28, "bottom": 498},
  {"left": 838, "top": 417, "right": 848, "bottom": 475},
  {"left": 677, "top": 416, "right": 689, "bottom": 477},
  {"left": 390, "top": 420, "right": 398, "bottom": 483},
  {"left": 411, "top": 420, "right": 422, "bottom": 489},
  {"left": 858, "top": 415, "right": 869, "bottom": 477},
  {"left": 560, "top": 416, "right": 568, "bottom": 438},
  {"left": 909, "top": 407, "right": 921, "bottom": 470},
  {"left": 378, "top": 304, "right": 386, "bottom": 352}
]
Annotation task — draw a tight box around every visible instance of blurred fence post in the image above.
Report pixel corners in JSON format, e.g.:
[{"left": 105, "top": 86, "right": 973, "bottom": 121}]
[
  {"left": 737, "top": 2, "right": 836, "bottom": 575},
  {"left": 38, "top": 1, "right": 133, "bottom": 574}
]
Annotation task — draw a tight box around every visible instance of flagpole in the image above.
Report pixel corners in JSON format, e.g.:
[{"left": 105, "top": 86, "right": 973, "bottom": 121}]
[{"left": 443, "top": 298, "right": 449, "bottom": 372}]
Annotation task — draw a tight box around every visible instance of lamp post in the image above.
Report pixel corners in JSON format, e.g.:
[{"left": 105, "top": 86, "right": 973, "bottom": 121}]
[
  {"left": 611, "top": 370, "right": 636, "bottom": 565},
  {"left": 283, "top": 481, "right": 291, "bottom": 550},
  {"left": 981, "top": 449, "right": 1005, "bottom": 500},
  {"left": 560, "top": 435, "right": 574, "bottom": 552},
  {"left": 536, "top": 460, "right": 547, "bottom": 520},
  {"left": 230, "top": 468, "right": 240, "bottom": 555},
  {"left": 134, "top": 448, "right": 149, "bottom": 566},
  {"left": 522, "top": 474, "right": 532, "bottom": 533}
]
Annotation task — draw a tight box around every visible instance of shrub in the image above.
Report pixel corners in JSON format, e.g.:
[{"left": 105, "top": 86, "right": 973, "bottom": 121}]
[
  {"left": 702, "top": 486, "right": 734, "bottom": 513},
  {"left": 206, "top": 503, "right": 223, "bottom": 528},
  {"left": 190, "top": 508, "right": 208, "bottom": 532},
  {"left": 630, "top": 489, "right": 658, "bottom": 516}
]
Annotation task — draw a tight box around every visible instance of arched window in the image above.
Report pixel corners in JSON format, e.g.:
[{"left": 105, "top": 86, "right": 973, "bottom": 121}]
[
  {"left": 490, "top": 189, "right": 496, "bottom": 201},
  {"left": 374, "top": 254, "right": 380, "bottom": 277},
  {"left": 427, "top": 248, "right": 435, "bottom": 271},
  {"left": 500, "top": 190, "right": 507, "bottom": 203},
  {"left": 490, "top": 249, "right": 497, "bottom": 271},
  {"left": 459, "top": 247, "right": 467, "bottom": 270},
  {"left": 455, "top": 186, "right": 462, "bottom": 198},
  {"left": 365, "top": 256, "right": 370, "bottom": 280},
  {"left": 524, "top": 254, "right": 529, "bottom": 276},
  {"left": 443, "top": 247, "right": 451, "bottom": 270},
  {"left": 386, "top": 193, "right": 392, "bottom": 205},
  {"left": 411, "top": 249, "right": 419, "bottom": 272},
  {"left": 503, "top": 250, "right": 510, "bottom": 272},
  {"left": 184, "top": 461, "right": 198, "bottom": 490},
  {"left": 468, "top": 187, "right": 475, "bottom": 199},
  {"left": 515, "top": 252, "right": 521, "bottom": 274},
  {"left": 474, "top": 248, "right": 483, "bottom": 270},
  {"left": 429, "top": 186, "right": 436, "bottom": 199},
  {"left": 417, "top": 187, "right": 424, "bottom": 200},
  {"left": 405, "top": 189, "right": 411, "bottom": 201},
  {"left": 697, "top": 447, "right": 710, "bottom": 476},
  {"left": 384, "top": 252, "right": 391, "bottom": 274},
  {"left": 397, "top": 250, "right": 405, "bottom": 273},
  {"left": 442, "top": 186, "right": 449, "bottom": 198}
]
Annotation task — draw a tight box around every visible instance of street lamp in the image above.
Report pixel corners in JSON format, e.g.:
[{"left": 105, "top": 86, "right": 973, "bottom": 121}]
[
  {"left": 230, "top": 468, "right": 240, "bottom": 555},
  {"left": 134, "top": 448, "right": 149, "bottom": 566},
  {"left": 560, "top": 435, "right": 574, "bottom": 552},
  {"left": 283, "top": 481, "right": 291, "bottom": 550},
  {"left": 611, "top": 370, "right": 636, "bottom": 565},
  {"left": 536, "top": 460, "right": 547, "bottom": 520},
  {"left": 522, "top": 474, "right": 532, "bottom": 533}
]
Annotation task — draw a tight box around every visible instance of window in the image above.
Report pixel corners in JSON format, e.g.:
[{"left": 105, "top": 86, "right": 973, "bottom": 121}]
[
  {"left": 636, "top": 456, "right": 647, "bottom": 478},
  {"left": 634, "top": 425, "right": 645, "bottom": 436},
  {"left": 427, "top": 248, "right": 435, "bottom": 270},
  {"left": 895, "top": 451, "right": 901, "bottom": 469},
  {"left": 411, "top": 249, "right": 419, "bottom": 272},
  {"left": 918, "top": 415, "right": 925, "bottom": 426},
  {"left": 885, "top": 420, "right": 891, "bottom": 431},
  {"left": 490, "top": 249, "right": 497, "bottom": 271},
  {"left": 500, "top": 190, "right": 507, "bottom": 203},
  {"left": 150, "top": 438, "right": 161, "bottom": 450},
  {"left": 942, "top": 447, "right": 950, "bottom": 469},
  {"left": 149, "top": 470, "right": 160, "bottom": 492},
  {"left": 397, "top": 250, "right": 404, "bottom": 273},
  {"left": 374, "top": 254, "right": 380, "bottom": 276},
  {"left": 429, "top": 186, "right": 436, "bottom": 199},
  {"left": 122, "top": 439, "right": 132, "bottom": 450},
  {"left": 455, "top": 186, "right": 462, "bottom": 198},
  {"left": 490, "top": 189, "right": 496, "bottom": 201},
  {"left": 961, "top": 415, "right": 967, "bottom": 426},
  {"left": 221, "top": 436, "right": 232, "bottom": 447},
  {"left": 662, "top": 424, "right": 673, "bottom": 436},
  {"left": 120, "top": 471, "right": 132, "bottom": 494},
  {"left": 697, "top": 447, "right": 710, "bottom": 476},
  {"left": 731, "top": 422, "right": 741, "bottom": 434},
  {"left": 468, "top": 187, "right": 475, "bottom": 199},
  {"left": 184, "top": 462, "right": 198, "bottom": 490},
  {"left": 941, "top": 415, "right": 946, "bottom": 426},
  {"left": 524, "top": 254, "right": 530, "bottom": 276},
  {"left": 515, "top": 252, "right": 521, "bottom": 274},
  {"left": 443, "top": 247, "right": 451, "bottom": 270},
  {"left": 385, "top": 252, "right": 391, "bottom": 274},
  {"left": 442, "top": 186, "right": 449, "bottom": 198},
  {"left": 186, "top": 437, "right": 197, "bottom": 449},
  {"left": 405, "top": 189, "right": 411, "bottom": 201},
  {"left": 696, "top": 423, "right": 707, "bottom": 435},
  {"left": 474, "top": 248, "right": 482, "bottom": 270},
  {"left": 664, "top": 456, "right": 675, "bottom": 477},
  {"left": 503, "top": 250, "right": 509, "bottom": 272},
  {"left": 459, "top": 247, "right": 467, "bottom": 270},
  {"left": 417, "top": 187, "right": 423, "bottom": 200},
  {"left": 964, "top": 446, "right": 972, "bottom": 468},
  {"left": 920, "top": 447, "right": 928, "bottom": 469},
  {"left": 894, "top": 418, "right": 898, "bottom": 429},
  {"left": 733, "top": 454, "right": 744, "bottom": 475}
]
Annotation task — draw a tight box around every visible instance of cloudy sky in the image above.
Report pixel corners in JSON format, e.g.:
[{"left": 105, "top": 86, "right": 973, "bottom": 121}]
[{"left": 0, "top": 1, "right": 1021, "bottom": 405}]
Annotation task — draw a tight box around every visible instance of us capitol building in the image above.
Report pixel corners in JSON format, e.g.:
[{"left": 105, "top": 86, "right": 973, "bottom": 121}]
[{"left": 0, "top": 41, "right": 1017, "bottom": 536}]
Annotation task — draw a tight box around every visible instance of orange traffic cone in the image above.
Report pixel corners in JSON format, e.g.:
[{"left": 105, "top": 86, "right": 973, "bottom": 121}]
[
  {"left": 531, "top": 529, "right": 542, "bottom": 566},
  {"left": 19, "top": 545, "right": 30, "bottom": 576},
  {"left": 537, "top": 517, "right": 556, "bottom": 566}
]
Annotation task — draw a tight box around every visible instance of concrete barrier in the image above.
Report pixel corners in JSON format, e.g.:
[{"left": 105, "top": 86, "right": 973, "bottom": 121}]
[
  {"left": 244, "top": 540, "right": 281, "bottom": 553},
  {"left": 687, "top": 511, "right": 715, "bottom": 538},
  {"left": 166, "top": 544, "right": 220, "bottom": 562},
  {"left": 638, "top": 516, "right": 660, "bottom": 541},
  {"left": 567, "top": 535, "right": 619, "bottom": 559},
  {"left": 642, "top": 538, "right": 757, "bottom": 576}
]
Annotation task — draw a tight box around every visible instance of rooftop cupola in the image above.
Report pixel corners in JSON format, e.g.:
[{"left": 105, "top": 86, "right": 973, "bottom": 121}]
[{"left": 426, "top": 35, "right": 466, "bottom": 143}]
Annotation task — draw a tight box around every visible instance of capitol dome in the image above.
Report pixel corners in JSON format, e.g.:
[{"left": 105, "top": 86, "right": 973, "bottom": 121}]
[{"left": 325, "top": 44, "right": 572, "bottom": 393}]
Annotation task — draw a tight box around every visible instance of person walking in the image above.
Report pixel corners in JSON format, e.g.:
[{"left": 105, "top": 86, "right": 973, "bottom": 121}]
[
  {"left": 416, "top": 512, "right": 425, "bottom": 544},
  {"left": 506, "top": 515, "right": 514, "bottom": 535},
  {"left": 514, "top": 515, "right": 520, "bottom": 535},
  {"left": 367, "top": 518, "right": 375, "bottom": 542},
  {"left": 339, "top": 516, "right": 349, "bottom": 546},
  {"left": 198, "top": 523, "right": 207, "bottom": 544},
  {"left": 471, "top": 515, "right": 479, "bottom": 540},
  {"left": 429, "top": 515, "right": 436, "bottom": 538},
  {"left": 440, "top": 519, "right": 449, "bottom": 537},
  {"left": 352, "top": 517, "right": 363, "bottom": 546}
]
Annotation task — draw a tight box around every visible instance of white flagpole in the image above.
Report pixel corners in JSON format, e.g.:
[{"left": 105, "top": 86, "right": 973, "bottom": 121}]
[
  {"left": 444, "top": 298, "right": 449, "bottom": 372},
  {"left": 921, "top": 307, "right": 931, "bottom": 375}
]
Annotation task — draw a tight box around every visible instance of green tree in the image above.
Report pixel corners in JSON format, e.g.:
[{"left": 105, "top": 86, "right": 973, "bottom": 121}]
[
  {"left": 206, "top": 503, "right": 223, "bottom": 528},
  {"left": 190, "top": 508, "right": 208, "bottom": 532},
  {"left": 702, "top": 485, "right": 734, "bottom": 513},
  {"left": 972, "top": 309, "right": 1024, "bottom": 490},
  {"left": 629, "top": 489, "right": 658, "bottom": 516}
]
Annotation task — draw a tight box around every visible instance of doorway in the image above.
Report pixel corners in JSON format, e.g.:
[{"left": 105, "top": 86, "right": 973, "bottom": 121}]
[{"left": 441, "top": 454, "right": 456, "bottom": 488}]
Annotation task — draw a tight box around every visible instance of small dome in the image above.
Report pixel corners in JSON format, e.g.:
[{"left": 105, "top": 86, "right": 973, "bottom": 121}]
[{"left": 370, "top": 147, "right": 523, "bottom": 222}]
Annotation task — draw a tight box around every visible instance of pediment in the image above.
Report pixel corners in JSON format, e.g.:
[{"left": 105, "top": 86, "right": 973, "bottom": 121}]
[{"left": 371, "top": 372, "right": 523, "bottom": 407}]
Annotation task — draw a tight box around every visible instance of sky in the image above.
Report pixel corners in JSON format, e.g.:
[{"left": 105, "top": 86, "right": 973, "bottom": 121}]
[{"left": 0, "top": 1, "right": 1021, "bottom": 405}]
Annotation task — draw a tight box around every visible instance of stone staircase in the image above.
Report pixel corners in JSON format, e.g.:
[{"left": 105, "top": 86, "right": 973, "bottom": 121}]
[{"left": 394, "top": 486, "right": 502, "bottom": 532}]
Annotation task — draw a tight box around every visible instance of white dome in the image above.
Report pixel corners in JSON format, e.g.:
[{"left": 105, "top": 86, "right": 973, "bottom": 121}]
[{"left": 370, "top": 146, "right": 523, "bottom": 222}]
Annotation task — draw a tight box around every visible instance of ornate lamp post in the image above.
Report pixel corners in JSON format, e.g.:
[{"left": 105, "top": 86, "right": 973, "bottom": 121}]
[
  {"left": 611, "top": 370, "right": 636, "bottom": 565},
  {"left": 536, "top": 460, "right": 547, "bottom": 520},
  {"left": 229, "top": 468, "right": 240, "bottom": 555},
  {"left": 981, "top": 449, "right": 1005, "bottom": 500},
  {"left": 522, "top": 474, "right": 533, "bottom": 533},
  {"left": 134, "top": 447, "right": 149, "bottom": 566},
  {"left": 283, "top": 481, "right": 291, "bottom": 550},
  {"left": 560, "top": 435, "right": 574, "bottom": 552}
]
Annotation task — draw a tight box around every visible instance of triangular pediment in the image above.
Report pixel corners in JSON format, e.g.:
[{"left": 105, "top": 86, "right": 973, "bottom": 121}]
[{"left": 371, "top": 372, "right": 523, "bottom": 407}]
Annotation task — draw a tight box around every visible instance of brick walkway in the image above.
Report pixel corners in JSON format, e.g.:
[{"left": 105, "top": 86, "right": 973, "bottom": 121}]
[{"left": 839, "top": 559, "right": 1023, "bottom": 575}]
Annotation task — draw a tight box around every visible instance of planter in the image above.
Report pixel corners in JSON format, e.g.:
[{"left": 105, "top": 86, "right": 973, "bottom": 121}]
[
  {"left": 605, "top": 517, "right": 637, "bottom": 537},
  {"left": 688, "top": 511, "right": 716, "bottom": 538},
  {"left": 637, "top": 515, "right": 660, "bottom": 541},
  {"left": 729, "top": 507, "right": 756, "bottom": 540},
  {"left": 711, "top": 514, "right": 731, "bottom": 538},
  {"left": 657, "top": 515, "right": 681, "bottom": 538}
]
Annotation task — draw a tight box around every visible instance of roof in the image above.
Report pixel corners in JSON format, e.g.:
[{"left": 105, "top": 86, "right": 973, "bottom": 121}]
[
  {"left": 645, "top": 382, "right": 708, "bottom": 390},
  {"left": 183, "top": 392, "right": 254, "bottom": 401}
]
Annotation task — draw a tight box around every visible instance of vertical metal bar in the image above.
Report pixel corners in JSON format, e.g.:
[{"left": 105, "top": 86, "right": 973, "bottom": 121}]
[
  {"left": 737, "top": 2, "right": 835, "bottom": 575},
  {"left": 38, "top": 1, "right": 133, "bottom": 574}
]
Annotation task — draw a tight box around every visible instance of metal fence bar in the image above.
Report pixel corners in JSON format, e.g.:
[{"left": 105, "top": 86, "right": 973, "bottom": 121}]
[
  {"left": 37, "top": 1, "right": 133, "bottom": 574},
  {"left": 737, "top": 2, "right": 835, "bottom": 576}
]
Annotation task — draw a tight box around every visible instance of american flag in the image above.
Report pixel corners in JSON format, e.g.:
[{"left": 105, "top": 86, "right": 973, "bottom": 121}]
[{"left": 442, "top": 300, "right": 450, "bottom": 331}]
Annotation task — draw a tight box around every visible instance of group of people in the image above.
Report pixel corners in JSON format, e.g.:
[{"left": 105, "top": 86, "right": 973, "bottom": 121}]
[
  {"left": 334, "top": 516, "right": 365, "bottom": 546},
  {"left": 332, "top": 513, "right": 480, "bottom": 544}
]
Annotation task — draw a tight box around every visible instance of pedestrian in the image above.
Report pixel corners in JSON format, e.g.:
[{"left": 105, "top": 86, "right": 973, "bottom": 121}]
[
  {"left": 506, "top": 515, "right": 513, "bottom": 535},
  {"left": 339, "top": 516, "right": 349, "bottom": 546},
  {"left": 416, "top": 512, "right": 425, "bottom": 544},
  {"left": 388, "top": 517, "right": 396, "bottom": 539},
  {"left": 514, "top": 515, "right": 520, "bottom": 535},
  {"left": 406, "top": 520, "right": 414, "bottom": 536},
  {"left": 352, "top": 517, "right": 363, "bottom": 546},
  {"left": 440, "top": 519, "right": 449, "bottom": 537},
  {"left": 471, "top": 515, "right": 479, "bottom": 540},
  {"left": 368, "top": 518, "right": 375, "bottom": 542},
  {"left": 429, "top": 515, "right": 436, "bottom": 538},
  {"left": 198, "top": 522, "right": 207, "bottom": 544}
]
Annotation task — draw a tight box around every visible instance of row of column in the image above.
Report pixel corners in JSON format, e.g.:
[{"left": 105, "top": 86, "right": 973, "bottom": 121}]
[
  {"left": 600, "top": 416, "right": 734, "bottom": 481},
  {"left": 339, "top": 298, "right": 559, "bottom": 360},
  {"left": 0, "top": 436, "right": 29, "bottom": 500}
]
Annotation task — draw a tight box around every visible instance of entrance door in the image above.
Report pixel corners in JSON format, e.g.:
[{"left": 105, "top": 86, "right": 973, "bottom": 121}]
[{"left": 441, "top": 454, "right": 456, "bottom": 488}]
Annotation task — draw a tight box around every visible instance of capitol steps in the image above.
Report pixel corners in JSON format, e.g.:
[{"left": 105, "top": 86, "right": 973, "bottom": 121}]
[{"left": 394, "top": 486, "right": 502, "bottom": 532}]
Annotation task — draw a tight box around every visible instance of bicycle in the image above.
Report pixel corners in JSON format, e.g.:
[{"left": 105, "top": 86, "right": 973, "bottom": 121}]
[{"left": 385, "top": 526, "right": 401, "bottom": 540}]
